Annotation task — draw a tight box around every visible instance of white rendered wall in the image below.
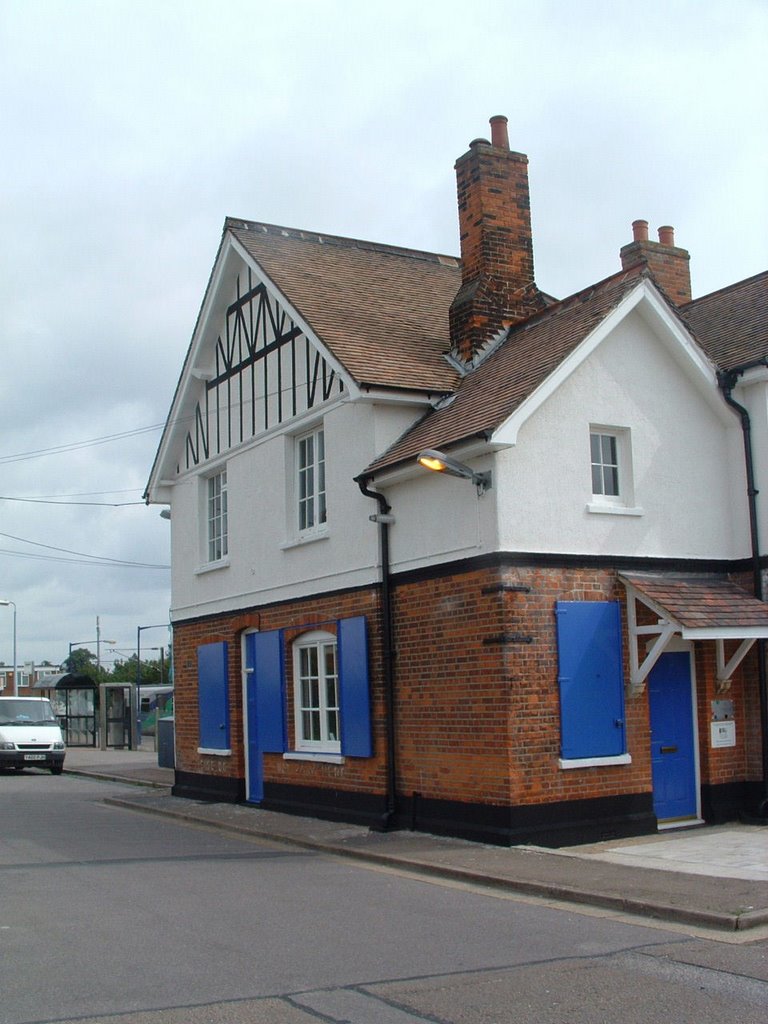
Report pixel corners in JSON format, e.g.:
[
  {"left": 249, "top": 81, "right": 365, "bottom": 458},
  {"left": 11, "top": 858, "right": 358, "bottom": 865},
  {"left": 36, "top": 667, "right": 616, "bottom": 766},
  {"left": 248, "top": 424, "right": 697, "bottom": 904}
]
[
  {"left": 168, "top": 398, "right": 429, "bottom": 620},
  {"left": 495, "top": 311, "right": 748, "bottom": 559},
  {"left": 167, "top": 308, "right": 752, "bottom": 621},
  {"left": 382, "top": 462, "right": 499, "bottom": 574}
]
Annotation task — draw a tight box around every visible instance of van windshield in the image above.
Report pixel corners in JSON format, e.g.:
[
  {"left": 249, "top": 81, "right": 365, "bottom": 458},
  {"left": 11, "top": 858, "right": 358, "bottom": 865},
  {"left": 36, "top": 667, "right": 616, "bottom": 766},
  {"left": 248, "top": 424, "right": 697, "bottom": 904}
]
[{"left": 0, "top": 700, "right": 58, "bottom": 725}]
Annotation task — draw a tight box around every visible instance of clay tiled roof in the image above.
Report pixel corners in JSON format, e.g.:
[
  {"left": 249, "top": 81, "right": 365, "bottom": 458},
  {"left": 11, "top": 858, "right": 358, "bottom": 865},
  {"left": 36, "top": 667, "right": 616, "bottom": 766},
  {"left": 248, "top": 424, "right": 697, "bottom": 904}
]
[
  {"left": 620, "top": 573, "right": 768, "bottom": 633},
  {"left": 228, "top": 219, "right": 766, "bottom": 479},
  {"left": 682, "top": 271, "right": 768, "bottom": 371},
  {"left": 228, "top": 220, "right": 462, "bottom": 393},
  {"left": 364, "top": 267, "right": 645, "bottom": 474}
]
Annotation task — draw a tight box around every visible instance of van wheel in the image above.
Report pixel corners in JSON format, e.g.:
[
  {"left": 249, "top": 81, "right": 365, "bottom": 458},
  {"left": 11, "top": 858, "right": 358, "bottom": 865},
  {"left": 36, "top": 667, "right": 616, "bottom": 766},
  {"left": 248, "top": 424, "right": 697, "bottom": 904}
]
[{"left": 50, "top": 767, "right": 63, "bottom": 775}]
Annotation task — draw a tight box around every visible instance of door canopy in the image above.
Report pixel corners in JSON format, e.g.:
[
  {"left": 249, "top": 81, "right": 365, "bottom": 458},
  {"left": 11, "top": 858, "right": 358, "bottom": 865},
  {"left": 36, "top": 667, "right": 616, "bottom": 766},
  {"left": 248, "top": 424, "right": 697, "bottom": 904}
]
[{"left": 620, "top": 573, "right": 768, "bottom": 696}]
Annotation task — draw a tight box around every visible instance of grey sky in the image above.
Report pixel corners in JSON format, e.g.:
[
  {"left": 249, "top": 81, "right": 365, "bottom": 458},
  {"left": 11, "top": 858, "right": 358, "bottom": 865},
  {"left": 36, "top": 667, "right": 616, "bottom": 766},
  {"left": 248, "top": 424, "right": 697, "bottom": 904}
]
[{"left": 1, "top": 0, "right": 766, "bottom": 667}]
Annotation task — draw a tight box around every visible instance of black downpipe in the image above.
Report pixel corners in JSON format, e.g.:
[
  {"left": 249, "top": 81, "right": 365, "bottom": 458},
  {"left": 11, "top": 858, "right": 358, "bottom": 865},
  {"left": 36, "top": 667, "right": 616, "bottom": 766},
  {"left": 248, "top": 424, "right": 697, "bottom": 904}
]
[
  {"left": 356, "top": 476, "right": 398, "bottom": 830},
  {"left": 719, "top": 363, "right": 768, "bottom": 818}
]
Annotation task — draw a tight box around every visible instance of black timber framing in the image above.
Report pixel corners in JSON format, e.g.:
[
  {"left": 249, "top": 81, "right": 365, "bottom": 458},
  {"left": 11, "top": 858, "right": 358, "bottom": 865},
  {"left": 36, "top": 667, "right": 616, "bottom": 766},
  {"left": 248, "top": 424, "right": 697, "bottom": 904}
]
[{"left": 183, "top": 268, "right": 343, "bottom": 469}]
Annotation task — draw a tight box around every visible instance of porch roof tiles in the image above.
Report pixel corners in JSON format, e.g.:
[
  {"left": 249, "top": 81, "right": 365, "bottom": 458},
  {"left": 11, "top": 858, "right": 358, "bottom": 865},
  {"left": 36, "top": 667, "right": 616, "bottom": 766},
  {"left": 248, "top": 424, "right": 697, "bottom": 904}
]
[{"left": 620, "top": 573, "right": 768, "bottom": 632}]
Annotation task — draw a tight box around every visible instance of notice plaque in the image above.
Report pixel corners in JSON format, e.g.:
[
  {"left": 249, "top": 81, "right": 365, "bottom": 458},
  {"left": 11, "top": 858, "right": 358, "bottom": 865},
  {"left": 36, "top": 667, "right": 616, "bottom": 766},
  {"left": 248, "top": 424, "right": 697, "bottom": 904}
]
[{"left": 710, "top": 720, "right": 736, "bottom": 748}]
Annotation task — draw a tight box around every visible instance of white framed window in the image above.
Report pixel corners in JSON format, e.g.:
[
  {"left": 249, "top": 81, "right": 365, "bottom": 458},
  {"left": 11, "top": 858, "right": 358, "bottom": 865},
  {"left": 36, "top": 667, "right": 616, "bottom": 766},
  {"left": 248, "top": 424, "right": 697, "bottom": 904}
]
[
  {"left": 297, "top": 427, "right": 326, "bottom": 533},
  {"left": 587, "top": 426, "right": 642, "bottom": 516},
  {"left": 590, "top": 431, "right": 619, "bottom": 497},
  {"left": 207, "top": 469, "right": 228, "bottom": 562},
  {"left": 292, "top": 630, "right": 339, "bottom": 752}
]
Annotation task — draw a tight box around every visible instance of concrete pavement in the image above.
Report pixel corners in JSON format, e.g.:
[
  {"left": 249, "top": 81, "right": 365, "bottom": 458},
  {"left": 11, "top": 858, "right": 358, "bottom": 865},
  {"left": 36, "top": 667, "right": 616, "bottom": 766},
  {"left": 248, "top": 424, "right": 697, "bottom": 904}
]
[{"left": 61, "top": 744, "right": 768, "bottom": 934}]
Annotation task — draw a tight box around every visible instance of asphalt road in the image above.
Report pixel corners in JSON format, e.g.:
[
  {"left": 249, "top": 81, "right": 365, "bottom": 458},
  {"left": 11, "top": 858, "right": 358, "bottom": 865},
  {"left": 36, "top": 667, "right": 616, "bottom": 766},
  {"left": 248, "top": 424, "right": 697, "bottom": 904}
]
[{"left": 2, "top": 771, "right": 767, "bottom": 1024}]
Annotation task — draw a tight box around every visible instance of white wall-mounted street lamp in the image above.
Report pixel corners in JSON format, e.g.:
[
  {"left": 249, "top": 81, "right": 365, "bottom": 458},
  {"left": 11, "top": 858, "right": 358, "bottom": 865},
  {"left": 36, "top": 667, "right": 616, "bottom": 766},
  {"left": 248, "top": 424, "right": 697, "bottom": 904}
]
[
  {"left": 0, "top": 599, "right": 17, "bottom": 696},
  {"left": 416, "top": 449, "right": 492, "bottom": 495}
]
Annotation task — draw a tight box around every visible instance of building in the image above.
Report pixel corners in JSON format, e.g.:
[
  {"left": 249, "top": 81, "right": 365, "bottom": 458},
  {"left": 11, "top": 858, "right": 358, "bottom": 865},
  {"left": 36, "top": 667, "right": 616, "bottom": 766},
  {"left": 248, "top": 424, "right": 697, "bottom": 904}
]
[
  {"left": 146, "top": 116, "right": 768, "bottom": 846},
  {"left": 0, "top": 663, "right": 59, "bottom": 696}
]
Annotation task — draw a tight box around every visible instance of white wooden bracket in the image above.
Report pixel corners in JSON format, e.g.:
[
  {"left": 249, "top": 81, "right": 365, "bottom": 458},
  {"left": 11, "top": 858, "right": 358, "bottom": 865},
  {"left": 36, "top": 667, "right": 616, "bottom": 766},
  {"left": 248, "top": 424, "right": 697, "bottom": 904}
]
[
  {"left": 625, "top": 585, "right": 678, "bottom": 697},
  {"left": 715, "top": 637, "right": 756, "bottom": 693}
]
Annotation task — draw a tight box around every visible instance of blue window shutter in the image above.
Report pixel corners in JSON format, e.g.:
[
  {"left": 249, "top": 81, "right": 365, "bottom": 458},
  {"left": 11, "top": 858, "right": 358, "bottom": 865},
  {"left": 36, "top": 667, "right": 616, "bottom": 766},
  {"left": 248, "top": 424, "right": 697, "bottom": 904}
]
[
  {"left": 555, "top": 601, "right": 625, "bottom": 759},
  {"left": 338, "top": 616, "right": 372, "bottom": 758},
  {"left": 250, "top": 630, "right": 286, "bottom": 753},
  {"left": 197, "top": 642, "right": 229, "bottom": 749}
]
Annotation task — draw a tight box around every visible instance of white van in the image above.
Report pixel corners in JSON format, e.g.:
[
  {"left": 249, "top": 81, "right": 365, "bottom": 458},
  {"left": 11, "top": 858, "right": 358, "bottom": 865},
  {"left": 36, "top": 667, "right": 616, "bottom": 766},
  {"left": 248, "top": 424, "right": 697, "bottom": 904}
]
[{"left": 0, "top": 697, "right": 66, "bottom": 774}]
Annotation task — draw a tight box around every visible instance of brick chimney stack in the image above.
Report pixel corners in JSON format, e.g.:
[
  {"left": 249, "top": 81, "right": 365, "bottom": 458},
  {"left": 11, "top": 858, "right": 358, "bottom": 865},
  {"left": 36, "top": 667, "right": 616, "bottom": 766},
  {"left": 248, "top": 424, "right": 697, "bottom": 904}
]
[
  {"left": 449, "top": 116, "right": 545, "bottom": 364},
  {"left": 620, "top": 221, "right": 692, "bottom": 304}
]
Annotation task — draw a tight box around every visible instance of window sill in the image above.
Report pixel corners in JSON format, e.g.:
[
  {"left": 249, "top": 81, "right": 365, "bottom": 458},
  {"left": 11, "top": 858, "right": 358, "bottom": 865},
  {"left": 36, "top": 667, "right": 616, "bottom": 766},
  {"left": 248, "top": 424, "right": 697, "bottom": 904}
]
[
  {"left": 279, "top": 529, "right": 330, "bottom": 551},
  {"left": 559, "top": 753, "right": 632, "bottom": 769},
  {"left": 194, "top": 558, "right": 230, "bottom": 575},
  {"left": 283, "top": 750, "right": 344, "bottom": 765},
  {"left": 197, "top": 747, "right": 232, "bottom": 756},
  {"left": 586, "top": 503, "right": 643, "bottom": 517}
]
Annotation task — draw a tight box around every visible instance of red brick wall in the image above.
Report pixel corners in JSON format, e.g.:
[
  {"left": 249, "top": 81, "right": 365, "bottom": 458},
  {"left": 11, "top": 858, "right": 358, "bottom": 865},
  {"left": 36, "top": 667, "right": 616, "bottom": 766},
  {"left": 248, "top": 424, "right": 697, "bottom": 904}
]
[
  {"left": 171, "top": 561, "right": 760, "bottom": 815},
  {"left": 173, "top": 588, "right": 389, "bottom": 796},
  {"left": 741, "top": 649, "right": 764, "bottom": 780},
  {"left": 696, "top": 635, "right": 763, "bottom": 787},
  {"left": 392, "top": 566, "right": 511, "bottom": 805},
  {"left": 392, "top": 565, "right": 654, "bottom": 810}
]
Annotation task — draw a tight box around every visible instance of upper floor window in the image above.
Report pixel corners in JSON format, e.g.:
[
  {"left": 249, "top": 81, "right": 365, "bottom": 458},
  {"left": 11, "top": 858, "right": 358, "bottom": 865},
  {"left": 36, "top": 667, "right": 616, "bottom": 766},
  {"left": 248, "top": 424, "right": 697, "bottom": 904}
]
[
  {"left": 587, "top": 426, "right": 642, "bottom": 517},
  {"left": 207, "top": 469, "right": 228, "bottom": 562},
  {"left": 590, "top": 432, "right": 619, "bottom": 497},
  {"left": 293, "top": 631, "right": 339, "bottom": 752},
  {"left": 297, "top": 427, "right": 326, "bottom": 533}
]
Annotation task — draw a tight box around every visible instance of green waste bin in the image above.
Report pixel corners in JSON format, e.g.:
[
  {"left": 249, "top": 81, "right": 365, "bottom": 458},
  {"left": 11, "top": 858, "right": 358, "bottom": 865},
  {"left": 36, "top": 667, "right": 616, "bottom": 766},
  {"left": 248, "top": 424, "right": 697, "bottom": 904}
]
[{"left": 157, "top": 716, "right": 175, "bottom": 769}]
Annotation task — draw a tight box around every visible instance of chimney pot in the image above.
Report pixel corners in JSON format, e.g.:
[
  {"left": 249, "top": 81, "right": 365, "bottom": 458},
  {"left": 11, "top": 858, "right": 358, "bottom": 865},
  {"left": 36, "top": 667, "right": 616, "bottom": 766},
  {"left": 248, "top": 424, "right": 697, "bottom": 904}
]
[
  {"left": 620, "top": 220, "right": 691, "bottom": 304},
  {"left": 489, "top": 115, "right": 510, "bottom": 150},
  {"left": 632, "top": 220, "right": 649, "bottom": 242}
]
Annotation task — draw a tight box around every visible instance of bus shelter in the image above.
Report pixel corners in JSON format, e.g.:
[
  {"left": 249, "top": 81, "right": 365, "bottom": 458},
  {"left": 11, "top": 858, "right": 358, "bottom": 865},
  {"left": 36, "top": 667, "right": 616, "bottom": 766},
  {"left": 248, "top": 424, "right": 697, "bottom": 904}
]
[{"left": 34, "top": 672, "right": 97, "bottom": 747}]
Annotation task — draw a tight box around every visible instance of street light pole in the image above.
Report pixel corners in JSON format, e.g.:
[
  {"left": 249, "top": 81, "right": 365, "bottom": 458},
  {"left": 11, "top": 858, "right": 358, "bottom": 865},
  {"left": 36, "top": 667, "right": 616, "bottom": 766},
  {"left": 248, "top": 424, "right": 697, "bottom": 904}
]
[
  {"left": 0, "top": 599, "right": 18, "bottom": 697},
  {"left": 96, "top": 615, "right": 103, "bottom": 676},
  {"left": 68, "top": 634, "right": 117, "bottom": 669}
]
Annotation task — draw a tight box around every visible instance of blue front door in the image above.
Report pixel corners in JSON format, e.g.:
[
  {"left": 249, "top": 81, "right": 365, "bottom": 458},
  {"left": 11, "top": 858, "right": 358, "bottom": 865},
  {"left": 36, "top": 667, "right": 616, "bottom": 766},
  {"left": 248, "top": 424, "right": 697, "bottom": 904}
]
[{"left": 648, "top": 651, "right": 698, "bottom": 821}]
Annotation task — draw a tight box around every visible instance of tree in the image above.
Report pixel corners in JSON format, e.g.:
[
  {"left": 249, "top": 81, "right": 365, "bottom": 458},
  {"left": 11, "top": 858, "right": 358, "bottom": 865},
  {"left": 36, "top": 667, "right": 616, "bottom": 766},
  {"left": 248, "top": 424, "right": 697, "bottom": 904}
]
[
  {"left": 62, "top": 648, "right": 115, "bottom": 683},
  {"left": 63, "top": 647, "right": 98, "bottom": 677},
  {"left": 109, "top": 650, "right": 168, "bottom": 685}
]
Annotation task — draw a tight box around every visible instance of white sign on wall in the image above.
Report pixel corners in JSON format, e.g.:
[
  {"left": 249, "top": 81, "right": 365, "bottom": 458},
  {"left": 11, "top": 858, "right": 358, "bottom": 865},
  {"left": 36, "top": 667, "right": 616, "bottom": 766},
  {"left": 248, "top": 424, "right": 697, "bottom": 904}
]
[{"left": 710, "top": 720, "right": 736, "bottom": 748}]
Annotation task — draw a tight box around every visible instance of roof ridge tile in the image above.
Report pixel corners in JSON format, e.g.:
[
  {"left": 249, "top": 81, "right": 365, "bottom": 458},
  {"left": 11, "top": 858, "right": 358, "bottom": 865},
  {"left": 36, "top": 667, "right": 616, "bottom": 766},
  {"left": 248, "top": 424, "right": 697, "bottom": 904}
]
[{"left": 227, "top": 218, "right": 460, "bottom": 268}]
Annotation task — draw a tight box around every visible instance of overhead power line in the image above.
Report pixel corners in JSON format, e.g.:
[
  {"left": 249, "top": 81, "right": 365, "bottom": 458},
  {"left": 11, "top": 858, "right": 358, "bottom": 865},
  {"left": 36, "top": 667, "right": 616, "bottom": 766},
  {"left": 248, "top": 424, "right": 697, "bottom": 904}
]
[
  {"left": 0, "top": 423, "right": 165, "bottom": 465},
  {"left": 18, "top": 489, "right": 140, "bottom": 498},
  {"left": 0, "top": 530, "right": 170, "bottom": 569},
  {"left": 0, "top": 495, "right": 144, "bottom": 507},
  {"left": 0, "top": 408, "right": 202, "bottom": 470},
  {"left": 0, "top": 548, "right": 169, "bottom": 569}
]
